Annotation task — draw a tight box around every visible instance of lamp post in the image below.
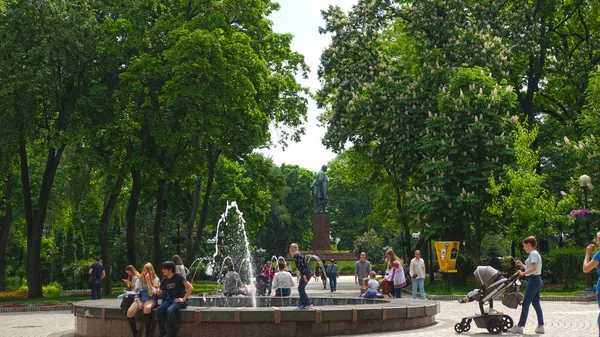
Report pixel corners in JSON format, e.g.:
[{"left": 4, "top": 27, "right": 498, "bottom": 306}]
[{"left": 579, "top": 174, "right": 595, "bottom": 292}]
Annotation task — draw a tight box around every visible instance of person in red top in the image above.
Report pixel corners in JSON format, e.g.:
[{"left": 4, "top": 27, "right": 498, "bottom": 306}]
[{"left": 260, "top": 261, "right": 275, "bottom": 296}]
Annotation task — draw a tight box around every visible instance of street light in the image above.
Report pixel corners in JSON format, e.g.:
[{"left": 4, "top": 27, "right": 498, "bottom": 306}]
[{"left": 579, "top": 174, "right": 594, "bottom": 291}]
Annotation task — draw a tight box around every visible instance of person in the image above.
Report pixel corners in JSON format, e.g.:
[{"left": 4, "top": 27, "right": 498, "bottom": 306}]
[
  {"left": 410, "top": 250, "right": 427, "bottom": 300},
  {"left": 286, "top": 262, "right": 293, "bottom": 274},
  {"left": 355, "top": 252, "right": 372, "bottom": 295},
  {"left": 118, "top": 265, "right": 140, "bottom": 299},
  {"left": 583, "top": 231, "right": 600, "bottom": 336},
  {"left": 290, "top": 243, "right": 312, "bottom": 308},
  {"left": 260, "top": 261, "right": 275, "bottom": 295},
  {"left": 155, "top": 261, "right": 194, "bottom": 337},
  {"left": 311, "top": 165, "right": 329, "bottom": 213},
  {"left": 314, "top": 265, "right": 327, "bottom": 289},
  {"left": 172, "top": 255, "right": 189, "bottom": 280},
  {"left": 88, "top": 256, "right": 105, "bottom": 300},
  {"left": 507, "top": 236, "right": 545, "bottom": 335},
  {"left": 363, "top": 271, "right": 379, "bottom": 298},
  {"left": 272, "top": 260, "right": 294, "bottom": 297},
  {"left": 380, "top": 249, "right": 406, "bottom": 298},
  {"left": 127, "top": 263, "right": 160, "bottom": 337},
  {"left": 326, "top": 259, "right": 339, "bottom": 292},
  {"left": 223, "top": 266, "right": 245, "bottom": 296}
]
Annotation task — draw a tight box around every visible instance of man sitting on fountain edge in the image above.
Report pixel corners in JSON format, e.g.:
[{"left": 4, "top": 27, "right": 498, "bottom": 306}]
[{"left": 155, "top": 261, "right": 194, "bottom": 337}]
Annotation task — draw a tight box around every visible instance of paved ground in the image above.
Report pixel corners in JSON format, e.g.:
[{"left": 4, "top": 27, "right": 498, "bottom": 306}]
[{"left": 0, "top": 275, "right": 598, "bottom": 336}]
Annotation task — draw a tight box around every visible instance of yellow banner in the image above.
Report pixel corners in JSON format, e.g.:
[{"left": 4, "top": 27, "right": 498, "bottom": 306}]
[{"left": 434, "top": 241, "right": 460, "bottom": 272}]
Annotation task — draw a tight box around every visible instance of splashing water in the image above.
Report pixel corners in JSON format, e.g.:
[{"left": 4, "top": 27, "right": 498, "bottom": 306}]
[{"left": 205, "top": 201, "right": 257, "bottom": 307}]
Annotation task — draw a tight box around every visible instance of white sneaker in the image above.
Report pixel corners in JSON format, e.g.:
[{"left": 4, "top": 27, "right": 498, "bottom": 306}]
[
  {"left": 507, "top": 325, "right": 523, "bottom": 334},
  {"left": 535, "top": 325, "right": 545, "bottom": 334}
]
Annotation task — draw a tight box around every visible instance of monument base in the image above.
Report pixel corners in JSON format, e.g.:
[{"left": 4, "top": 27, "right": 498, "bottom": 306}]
[{"left": 312, "top": 213, "right": 331, "bottom": 251}]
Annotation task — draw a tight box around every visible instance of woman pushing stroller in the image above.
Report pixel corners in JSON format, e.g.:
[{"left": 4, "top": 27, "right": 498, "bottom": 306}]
[{"left": 507, "top": 236, "right": 544, "bottom": 335}]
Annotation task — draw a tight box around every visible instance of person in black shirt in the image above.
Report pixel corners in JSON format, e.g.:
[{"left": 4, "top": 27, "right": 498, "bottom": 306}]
[
  {"left": 155, "top": 261, "right": 194, "bottom": 337},
  {"left": 88, "top": 256, "right": 105, "bottom": 300},
  {"left": 290, "top": 243, "right": 312, "bottom": 308}
]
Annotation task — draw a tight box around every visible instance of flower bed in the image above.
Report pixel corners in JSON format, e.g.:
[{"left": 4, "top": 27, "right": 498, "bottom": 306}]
[{"left": 60, "top": 289, "right": 91, "bottom": 296}]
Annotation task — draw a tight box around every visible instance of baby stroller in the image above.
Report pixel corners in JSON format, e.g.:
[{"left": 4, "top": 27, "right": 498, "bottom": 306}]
[
  {"left": 455, "top": 266, "right": 523, "bottom": 334},
  {"left": 256, "top": 274, "right": 268, "bottom": 296}
]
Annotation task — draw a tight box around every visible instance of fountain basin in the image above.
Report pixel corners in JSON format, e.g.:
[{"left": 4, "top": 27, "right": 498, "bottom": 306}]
[{"left": 73, "top": 296, "right": 439, "bottom": 336}]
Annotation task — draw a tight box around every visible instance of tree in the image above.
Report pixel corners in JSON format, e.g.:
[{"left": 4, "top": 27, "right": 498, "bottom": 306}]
[
  {"left": 0, "top": 0, "right": 101, "bottom": 298},
  {"left": 327, "top": 150, "right": 380, "bottom": 250},
  {"left": 488, "top": 122, "right": 576, "bottom": 242}
]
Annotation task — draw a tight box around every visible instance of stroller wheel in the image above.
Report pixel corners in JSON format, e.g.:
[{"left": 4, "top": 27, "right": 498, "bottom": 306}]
[
  {"left": 454, "top": 323, "right": 463, "bottom": 333},
  {"left": 486, "top": 316, "right": 503, "bottom": 334},
  {"left": 462, "top": 324, "right": 470, "bottom": 332},
  {"left": 501, "top": 315, "right": 514, "bottom": 332}
]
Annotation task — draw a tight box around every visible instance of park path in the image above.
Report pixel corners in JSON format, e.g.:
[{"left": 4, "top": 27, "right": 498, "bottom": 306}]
[{"left": 0, "top": 275, "right": 597, "bottom": 336}]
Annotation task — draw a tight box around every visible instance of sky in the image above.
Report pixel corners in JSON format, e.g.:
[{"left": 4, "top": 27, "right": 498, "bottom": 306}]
[{"left": 257, "top": 0, "right": 359, "bottom": 173}]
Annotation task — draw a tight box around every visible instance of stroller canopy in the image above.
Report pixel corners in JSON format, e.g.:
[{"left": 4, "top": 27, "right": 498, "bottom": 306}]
[{"left": 474, "top": 266, "right": 506, "bottom": 289}]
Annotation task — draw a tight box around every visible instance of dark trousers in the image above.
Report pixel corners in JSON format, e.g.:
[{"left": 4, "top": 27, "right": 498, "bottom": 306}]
[
  {"left": 298, "top": 270, "right": 312, "bottom": 305},
  {"left": 91, "top": 282, "right": 101, "bottom": 300},
  {"left": 267, "top": 280, "right": 272, "bottom": 295},
  {"left": 157, "top": 300, "right": 187, "bottom": 336},
  {"left": 329, "top": 273, "right": 337, "bottom": 291},
  {"left": 518, "top": 275, "right": 543, "bottom": 327},
  {"left": 393, "top": 287, "right": 402, "bottom": 298}
]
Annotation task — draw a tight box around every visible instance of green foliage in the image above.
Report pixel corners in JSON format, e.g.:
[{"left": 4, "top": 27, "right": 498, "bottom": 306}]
[
  {"left": 544, "top": 247, "right": 587, "bottom": 290},
  {"left": 352, "top": 229, "right": 385, "bottom": 265},
  {"left": 61, "top": 260, "right": 93, "bottom": 291},
  {"left": 42, "top": 282, "right": 64, "bottom": 297},
  {"left": 488, "top": 122, "right": 576, "bottom": 241},
  {"left": 328, "top": 150, "right": 381, "bottom": 250}
]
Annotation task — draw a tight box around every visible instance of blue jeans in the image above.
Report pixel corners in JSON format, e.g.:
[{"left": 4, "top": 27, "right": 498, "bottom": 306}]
[
  {"left": 298, "top": 270, "right": 312, "bottom": 305},
  {"left": 329, "top": 273, "right": 337, "bottom": 291},
  {"left": 157, "top": 300, "right": 187, "bottom": 336},
  {"left": 275, "top": 288, "right": 290, "bottom": 296},
  {"left": 518, "top": 275, "right": 544, "bottom": 327},
  {"left": 91, "top": 282, "right": 101, "bottom": 300},
  {"left": 267, "top": 280, "right": 272, "bottom": 295},
  {"left": 364, "top": 291, "right": 377, "bottom": 298},
  {"left": 412, "top": 278, "right": 426, "bottom": 299},
  {"left": 596, "top": 291, "right": 600, "bottom": 331},
  {"left": 393, "top": 287, "right": 402, "bottom": 298}
]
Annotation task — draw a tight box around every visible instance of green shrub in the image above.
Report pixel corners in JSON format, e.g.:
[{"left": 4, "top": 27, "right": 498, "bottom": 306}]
[
  {"left": 352, "top": 229, "right": 385, "bottom": 264},
  {"left": 544, "top": 247, "right": 587, "bottom": 290},
  {"left": 43, "top": 282, "right": 64, "bottom": 297}
]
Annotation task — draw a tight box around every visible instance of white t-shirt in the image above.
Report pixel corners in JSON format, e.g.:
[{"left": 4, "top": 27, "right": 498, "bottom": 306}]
[
  {"left": 367, "top": 279, "right": 378, "bottom": 293},
  {"left": 272, "top": 271, "right": 295, "bottom": 290},
  {"left": 525, "top": 249, "right": 542, "bottom": 275}
]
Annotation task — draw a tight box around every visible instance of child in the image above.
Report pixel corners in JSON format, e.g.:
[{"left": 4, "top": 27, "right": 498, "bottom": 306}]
[
  {"left": 172, "top": 255, "right": 189, "bottom": 280},
  {"left": 362, "top": 271, "right": 379, "bottom": 298},
  {"left": 290, "top": 243, "right": 312, "bottom": 308},
  {"left": 272, "top": 260, "right": 294, "bottom": 297}
]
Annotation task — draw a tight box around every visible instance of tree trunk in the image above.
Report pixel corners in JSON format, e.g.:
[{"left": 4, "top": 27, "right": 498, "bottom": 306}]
[
  {"left": 20, "top": 141, "right": 65, "bottom": 299},
  {"left": 126, "top": 168, "right": 142, "bottom": 266},
  {"left": 153, "top": 179, "right": 166, "bottom": 269},
  {"left": 98, "top": 173, "right": 125, "bottom": 296},
  {"left": 0, "top": 175, "right": 13, "bottom": 291},
  {"left": 185, "top": 171, "right": 201, "bottom": 264},
  {"left": 186, "top": 149, "right": 221, "bottom": 263},
  {"left": 473, "top": 211, "right": 482, "bottom": 266}
]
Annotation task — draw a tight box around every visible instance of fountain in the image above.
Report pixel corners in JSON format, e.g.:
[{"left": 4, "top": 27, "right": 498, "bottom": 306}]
[{"left": 72, "top": 201, "right": 440, "bottom": 336}]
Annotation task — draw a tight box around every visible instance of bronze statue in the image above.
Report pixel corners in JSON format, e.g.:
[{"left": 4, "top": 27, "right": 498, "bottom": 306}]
[{"left": 312, "top": 165, "right": 329, "bottom": 213}]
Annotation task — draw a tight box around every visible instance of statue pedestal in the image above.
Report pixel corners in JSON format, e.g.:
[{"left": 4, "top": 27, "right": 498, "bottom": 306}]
[{"left": 312, "top": 213, "right": 331, "bottom": 251}]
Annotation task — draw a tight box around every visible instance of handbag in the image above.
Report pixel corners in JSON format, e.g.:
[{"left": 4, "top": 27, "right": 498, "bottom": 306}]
[
  {"left": 381, "top": 279, "right": 393, "bottom": 294},
  {"left": 88, "top": 275, "right": 95, "bottom": 286},
  {"left": 120, "top": 294, "right": 135, "bottom": 315}
]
